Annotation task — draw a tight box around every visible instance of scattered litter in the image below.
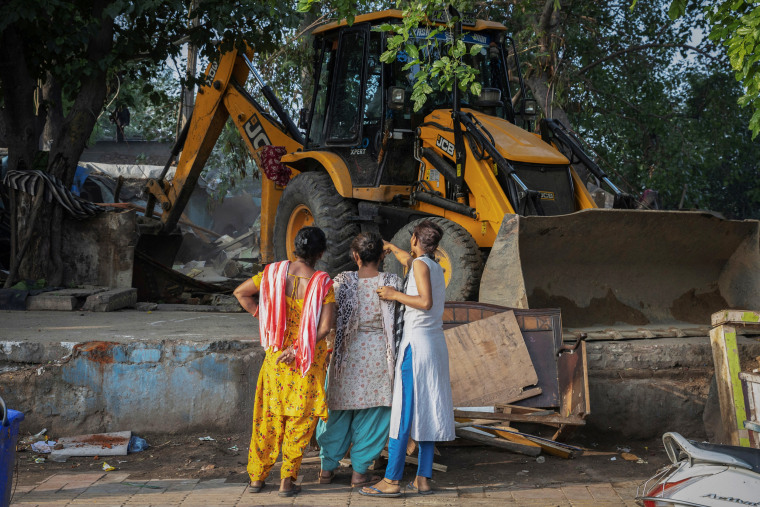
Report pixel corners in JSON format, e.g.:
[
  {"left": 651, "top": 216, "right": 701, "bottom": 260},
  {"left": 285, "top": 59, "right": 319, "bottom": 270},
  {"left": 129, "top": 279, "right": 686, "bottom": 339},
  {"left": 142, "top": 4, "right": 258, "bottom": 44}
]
[
  {"left": 20, "top": 428, "right": 48, "bottom": 445},
  {"left": 516, "top": 470, "right": 530, "bottom": 476},
  {"left": 48, "top": 453, "right": 68, "bottom": 463},
  {"left": 536, "top": 456, "right": 545, "bottom": 463},
  {"left": 610, "top": 457, "right": 617, "bottom": 461},
  {"left": 128, "top": 436, "right": 149, "bottom": 453},
  {"left": 34, "top": 457, "right": 45, "bottom": 464},
  {"left": 102, "top": 462, "right": 115, "bottom": 471},
  {"left": 617, "top": 446, "right": 631, "bottom": 453},
  {"left": 228, "top": 445, "right": 239, "bottom": 452},
  {"left": 118, "top": 460, "right": 128, "bottom": 464},
  {"left": 31, "top": 441, "right": 57, "bottom": 454},
  {"left": 621, "top": 452, "right": 640, "bottom": 461},
  {"left": 636, "top": 459, "right": 648, "bottom": 464},
  {"left": 200, "top": 464, "right": 215, "bottom": 471},
  {"left": 198, "top": 436, "right": 215, "bottom": 441}
]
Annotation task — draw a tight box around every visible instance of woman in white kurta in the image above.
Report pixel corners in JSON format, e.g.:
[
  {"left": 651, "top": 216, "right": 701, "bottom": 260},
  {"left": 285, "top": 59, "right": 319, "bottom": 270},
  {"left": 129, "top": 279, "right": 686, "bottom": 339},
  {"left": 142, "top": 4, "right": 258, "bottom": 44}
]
[{"left": 361, "top": 220, "right": 455, "bottom": 498}]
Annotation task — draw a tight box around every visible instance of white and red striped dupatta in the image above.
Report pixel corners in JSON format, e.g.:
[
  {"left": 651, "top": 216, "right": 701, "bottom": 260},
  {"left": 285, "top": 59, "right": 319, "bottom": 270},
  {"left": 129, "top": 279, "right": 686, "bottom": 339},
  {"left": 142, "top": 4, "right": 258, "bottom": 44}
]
[{"left": 258, "top": 260, "right": 333, "bottom": 376}]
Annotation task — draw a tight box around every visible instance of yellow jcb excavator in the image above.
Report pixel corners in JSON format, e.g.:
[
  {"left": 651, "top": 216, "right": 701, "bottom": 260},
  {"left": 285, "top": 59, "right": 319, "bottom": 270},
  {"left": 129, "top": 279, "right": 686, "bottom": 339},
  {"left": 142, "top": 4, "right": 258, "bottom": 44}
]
[{"left": 143, "top": 9, "right": 760, "bottom": 329}]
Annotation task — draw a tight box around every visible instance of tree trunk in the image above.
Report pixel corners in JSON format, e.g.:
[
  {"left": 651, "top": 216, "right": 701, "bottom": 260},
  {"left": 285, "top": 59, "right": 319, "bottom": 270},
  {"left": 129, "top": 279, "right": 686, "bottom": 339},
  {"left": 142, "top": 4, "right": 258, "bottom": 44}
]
[
  {"left": 2, "top": 0, "right": 115, "bottom": 286},
  {"left": 0, "top": 23, "right": 44, "bottom": 172},
  {"left": 40, "top": 73, "right": 64, "bottom": 151}
]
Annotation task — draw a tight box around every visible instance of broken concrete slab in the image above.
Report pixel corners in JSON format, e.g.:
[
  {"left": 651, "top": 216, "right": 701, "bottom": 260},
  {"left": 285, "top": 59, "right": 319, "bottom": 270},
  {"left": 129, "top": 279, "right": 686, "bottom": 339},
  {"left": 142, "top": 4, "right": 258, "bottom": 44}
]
[
  {"left": 83, "top": 288, "right": 137, "bottom": 312},
  {"left": 49, "top": 431, "right": 131, "bottom": 460},
  {"left": 26, "top": 294, "right": 79, "bottom": 311}
]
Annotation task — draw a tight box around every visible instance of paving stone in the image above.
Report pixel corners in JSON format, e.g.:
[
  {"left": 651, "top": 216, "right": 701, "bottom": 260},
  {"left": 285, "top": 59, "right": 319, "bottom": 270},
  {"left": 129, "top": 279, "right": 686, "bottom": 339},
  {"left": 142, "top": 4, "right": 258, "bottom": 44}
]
[
  {"left": 458, "top": 485, "right": 485, "bottom": 497},
  {"left": 83, "top": 288, "right": 137, "bottom": 312},
  {"left": 561, "top": 485, "right": 595, "bottom": 501},
  {"left": 512, "top": 488, "right": 568, "bottom": 501},
  {"left": 587, "top": 484, "right": 623, "bottom": 502}
]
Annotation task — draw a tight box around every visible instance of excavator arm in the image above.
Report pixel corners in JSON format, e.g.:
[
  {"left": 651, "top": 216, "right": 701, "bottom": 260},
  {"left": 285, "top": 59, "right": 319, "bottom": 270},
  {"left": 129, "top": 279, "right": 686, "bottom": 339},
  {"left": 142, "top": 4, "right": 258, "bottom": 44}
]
[{"left": 144, "top": 44, "right": 304, "bottom": 257}]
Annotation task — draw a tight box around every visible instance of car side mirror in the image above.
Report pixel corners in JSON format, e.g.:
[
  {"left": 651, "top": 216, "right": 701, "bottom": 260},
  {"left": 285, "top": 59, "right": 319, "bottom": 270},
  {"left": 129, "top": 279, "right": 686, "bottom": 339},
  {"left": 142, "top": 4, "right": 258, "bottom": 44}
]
[{"left": 388, "top": 87, "right": 406, "bottom": 111}]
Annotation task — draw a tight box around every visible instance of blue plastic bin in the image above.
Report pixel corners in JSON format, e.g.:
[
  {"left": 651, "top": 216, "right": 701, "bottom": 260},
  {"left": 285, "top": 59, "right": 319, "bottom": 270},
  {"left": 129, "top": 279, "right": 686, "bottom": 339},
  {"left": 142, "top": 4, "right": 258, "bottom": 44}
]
[{"left": 1, "top": 397, "right": 24, "bottom": 507}]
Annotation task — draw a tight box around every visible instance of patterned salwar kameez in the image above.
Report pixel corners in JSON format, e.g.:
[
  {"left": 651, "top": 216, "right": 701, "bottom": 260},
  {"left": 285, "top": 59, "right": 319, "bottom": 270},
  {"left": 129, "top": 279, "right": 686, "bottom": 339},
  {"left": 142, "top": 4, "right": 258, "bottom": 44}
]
[{"left": 247, "top": 271, "right": 335, "bottom": 482}]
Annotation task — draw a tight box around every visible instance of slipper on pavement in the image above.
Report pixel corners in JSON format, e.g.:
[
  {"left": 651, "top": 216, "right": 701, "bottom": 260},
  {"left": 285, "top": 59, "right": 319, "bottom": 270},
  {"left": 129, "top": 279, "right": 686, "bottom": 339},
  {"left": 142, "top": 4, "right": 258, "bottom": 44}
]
[
  {"left": 352, "top": 475, "right": 381, "bottom": 488},
  {"left": 319, "top": 471, "right": 335, "bottom": 484},
  {"left": 407, "top": 482, "right": 434, "bottom": 495},
  {"left": 359, "top": 485, "right": 402, "bottom": 498},
  {"left": 248, "top": 482, "right": 265, "bottom": 493},
  {"left": 278, "top": 485, "right": 301, "bottom": 497}
]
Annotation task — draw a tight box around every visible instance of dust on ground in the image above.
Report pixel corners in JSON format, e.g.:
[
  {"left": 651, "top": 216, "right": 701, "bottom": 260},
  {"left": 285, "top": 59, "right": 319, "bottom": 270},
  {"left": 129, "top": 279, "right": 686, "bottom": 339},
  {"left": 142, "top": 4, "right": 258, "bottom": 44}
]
[{"left": 14, "top": 431, "right": 670, "bottom": 490}]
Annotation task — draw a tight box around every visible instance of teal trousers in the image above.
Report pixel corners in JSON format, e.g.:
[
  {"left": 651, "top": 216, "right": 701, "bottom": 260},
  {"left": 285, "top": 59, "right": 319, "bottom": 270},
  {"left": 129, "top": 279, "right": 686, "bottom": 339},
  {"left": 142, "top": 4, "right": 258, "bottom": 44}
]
[{"left": 316, "top": 406, "right": 392, "bottom": 474}]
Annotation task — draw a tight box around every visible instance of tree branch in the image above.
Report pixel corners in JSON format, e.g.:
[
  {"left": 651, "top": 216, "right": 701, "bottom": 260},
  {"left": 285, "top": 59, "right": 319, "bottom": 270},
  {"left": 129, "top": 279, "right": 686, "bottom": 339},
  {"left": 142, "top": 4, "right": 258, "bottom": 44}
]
[{"left": 578, "top": 43, "right": 723, "bottom": 75}]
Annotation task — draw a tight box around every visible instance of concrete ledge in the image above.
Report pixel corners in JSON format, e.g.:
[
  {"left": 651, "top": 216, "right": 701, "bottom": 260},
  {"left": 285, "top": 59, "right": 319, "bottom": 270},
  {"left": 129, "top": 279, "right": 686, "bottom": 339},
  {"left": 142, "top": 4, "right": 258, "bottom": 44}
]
[
  {"left": 1, "top": 340, "right": 264, "bottom": 435},
  {"left": 3, "top": 334, "right": 760, "bottom": 439}
]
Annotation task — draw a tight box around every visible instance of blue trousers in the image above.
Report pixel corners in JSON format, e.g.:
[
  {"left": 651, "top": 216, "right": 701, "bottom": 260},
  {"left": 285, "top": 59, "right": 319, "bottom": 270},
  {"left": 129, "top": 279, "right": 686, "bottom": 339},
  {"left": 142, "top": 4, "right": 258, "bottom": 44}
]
[
  {"left": 385, "top": 345, "right": 435, "bottom": 480},
  {"left": 316, "top": 405, "right": 391, "bottom": 474}
]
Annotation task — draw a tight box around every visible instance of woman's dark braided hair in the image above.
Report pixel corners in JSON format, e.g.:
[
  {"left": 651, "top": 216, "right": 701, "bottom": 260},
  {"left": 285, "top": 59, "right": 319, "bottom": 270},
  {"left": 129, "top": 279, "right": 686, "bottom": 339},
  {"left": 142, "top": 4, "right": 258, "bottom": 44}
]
[
  {"left": 350, "top": 231, "right": 384, "bottom": 265},
  {"left": 294, "top": 226, "right": 327, "bottom": 266},
  {"left": 413, "top": 220, "right": 443, "bottom": 255}
]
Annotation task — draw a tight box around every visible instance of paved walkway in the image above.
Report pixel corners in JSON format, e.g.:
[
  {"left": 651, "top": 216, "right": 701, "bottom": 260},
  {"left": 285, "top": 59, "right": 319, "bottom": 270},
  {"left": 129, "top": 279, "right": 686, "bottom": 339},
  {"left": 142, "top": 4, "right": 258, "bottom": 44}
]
[{"left": 10, "top": 472, "right": 640, "bottom": 506}]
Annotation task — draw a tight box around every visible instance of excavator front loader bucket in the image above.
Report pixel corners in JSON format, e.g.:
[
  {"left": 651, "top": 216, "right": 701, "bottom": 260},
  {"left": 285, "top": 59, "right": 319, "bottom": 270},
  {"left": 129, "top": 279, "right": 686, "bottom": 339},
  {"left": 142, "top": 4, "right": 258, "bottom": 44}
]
[{"left": 479, "top": 209, "right": 760, "bottom": 329}]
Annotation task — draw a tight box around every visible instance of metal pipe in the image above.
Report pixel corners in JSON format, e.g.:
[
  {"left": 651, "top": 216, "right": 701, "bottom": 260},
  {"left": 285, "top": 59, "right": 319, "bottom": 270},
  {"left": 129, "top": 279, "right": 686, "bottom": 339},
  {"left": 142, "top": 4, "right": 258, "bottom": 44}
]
[{"left": 413, "top": 191, "right": 478, "bottom": 219}]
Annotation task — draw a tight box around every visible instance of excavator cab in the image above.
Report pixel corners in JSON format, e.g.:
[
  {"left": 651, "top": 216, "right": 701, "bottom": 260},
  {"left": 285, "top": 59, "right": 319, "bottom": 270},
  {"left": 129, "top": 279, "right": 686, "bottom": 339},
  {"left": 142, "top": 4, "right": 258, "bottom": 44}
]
[{"left": 142, "top": 9, "right": 760, "bottom": 331}]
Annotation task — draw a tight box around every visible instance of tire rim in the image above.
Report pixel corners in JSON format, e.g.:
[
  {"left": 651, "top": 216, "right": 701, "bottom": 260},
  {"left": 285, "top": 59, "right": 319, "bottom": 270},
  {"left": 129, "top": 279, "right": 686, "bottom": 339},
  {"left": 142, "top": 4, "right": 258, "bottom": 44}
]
[
  {"left": 434, "top": 246, "right": 453, "bottom": 288},
  {"left": 286, "top": 204, "right": 314, "bottom": 260}
]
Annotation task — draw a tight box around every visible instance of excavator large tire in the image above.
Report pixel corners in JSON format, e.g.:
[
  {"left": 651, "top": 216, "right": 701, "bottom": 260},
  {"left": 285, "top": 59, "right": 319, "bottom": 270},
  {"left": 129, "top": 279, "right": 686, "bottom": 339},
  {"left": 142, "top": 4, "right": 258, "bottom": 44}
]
[
  {"left": 273, "top": 171, "right": 359, "bottom": 276},
  {"left": 383, "top": 217, "right": 483, "bottom": 301}
]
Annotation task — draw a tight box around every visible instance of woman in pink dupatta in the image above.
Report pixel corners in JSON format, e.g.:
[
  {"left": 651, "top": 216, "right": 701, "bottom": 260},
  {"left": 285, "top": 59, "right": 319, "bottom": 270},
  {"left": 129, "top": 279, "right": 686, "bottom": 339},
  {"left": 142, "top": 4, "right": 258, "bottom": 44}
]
[{"left": 234, "top": 227, "right": 335, "bottom": 497}]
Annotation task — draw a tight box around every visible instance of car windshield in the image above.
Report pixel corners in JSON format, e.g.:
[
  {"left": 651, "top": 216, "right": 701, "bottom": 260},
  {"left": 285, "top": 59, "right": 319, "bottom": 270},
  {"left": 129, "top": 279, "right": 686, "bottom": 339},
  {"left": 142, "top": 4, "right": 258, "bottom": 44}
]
[{"left": 391, "top": 29, "right": 514, "bottom": 119}]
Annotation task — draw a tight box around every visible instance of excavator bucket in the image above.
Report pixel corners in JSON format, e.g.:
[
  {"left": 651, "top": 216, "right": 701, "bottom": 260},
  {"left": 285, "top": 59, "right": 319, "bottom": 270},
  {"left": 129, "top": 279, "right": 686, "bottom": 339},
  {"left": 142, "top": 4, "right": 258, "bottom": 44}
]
[{"left": 479, "top": 209, "right": 760, "bottom": 329}]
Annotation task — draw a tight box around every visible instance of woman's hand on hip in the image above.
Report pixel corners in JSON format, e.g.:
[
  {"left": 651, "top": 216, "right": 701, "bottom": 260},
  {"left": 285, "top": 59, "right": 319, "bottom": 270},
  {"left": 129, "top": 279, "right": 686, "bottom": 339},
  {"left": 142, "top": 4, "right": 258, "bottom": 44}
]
[
  {"left": 376, "top": 285, "right": 399, "bottom": 301},
  {"left": 275, "top": 346, "right": 296, "bottom": 365}
]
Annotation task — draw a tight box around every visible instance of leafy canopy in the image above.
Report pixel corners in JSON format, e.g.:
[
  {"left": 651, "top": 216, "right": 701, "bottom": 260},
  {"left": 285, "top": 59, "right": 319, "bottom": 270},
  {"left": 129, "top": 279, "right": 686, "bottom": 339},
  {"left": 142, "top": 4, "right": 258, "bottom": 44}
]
[{"left": 667, "top": 0, "right": 760, "bottom": 138}]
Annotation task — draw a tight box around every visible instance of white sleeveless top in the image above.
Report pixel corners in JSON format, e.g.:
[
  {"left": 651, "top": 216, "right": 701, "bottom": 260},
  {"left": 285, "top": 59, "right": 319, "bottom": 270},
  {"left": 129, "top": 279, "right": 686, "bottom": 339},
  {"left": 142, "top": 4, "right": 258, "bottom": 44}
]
[{"left": 389, "top": 256, "right": 456, "bottom": 442}]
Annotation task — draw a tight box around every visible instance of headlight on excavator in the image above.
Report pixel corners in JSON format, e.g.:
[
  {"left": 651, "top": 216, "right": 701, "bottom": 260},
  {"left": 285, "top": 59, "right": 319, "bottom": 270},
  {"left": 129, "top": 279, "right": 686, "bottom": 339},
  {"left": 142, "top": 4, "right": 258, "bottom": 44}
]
[{"left": 388, "top": 86, "right": 406, "bottom": 111}]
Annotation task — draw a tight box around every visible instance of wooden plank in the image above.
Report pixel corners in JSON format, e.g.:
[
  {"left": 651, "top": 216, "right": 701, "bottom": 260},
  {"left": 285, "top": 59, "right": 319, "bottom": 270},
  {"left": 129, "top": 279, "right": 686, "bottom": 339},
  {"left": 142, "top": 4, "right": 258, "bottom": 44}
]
[
  {"left": 453, "top": 409, "right": 585, "bottom": 426},
  {"left": 710, "top": 324, "right": 750, "bottom": 446},
  {"left": 477, "top": 425, "right": 577, "bottom": 459},
  {"left": 455, "top": 429, "right": 541, "bottom": 456},
  {"left": 445, "top": 311, "right": 539, "bottom": 406},
  {"left": 711, "top": 309, "right": 760, "bottom": 329}
]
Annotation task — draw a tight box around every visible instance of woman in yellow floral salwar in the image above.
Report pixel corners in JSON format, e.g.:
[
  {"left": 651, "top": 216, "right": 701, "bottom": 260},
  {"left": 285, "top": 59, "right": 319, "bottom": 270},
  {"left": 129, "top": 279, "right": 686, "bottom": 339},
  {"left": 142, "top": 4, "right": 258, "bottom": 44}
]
[{"left": 233, "top": 227, "right": 336, "bottom": 497}]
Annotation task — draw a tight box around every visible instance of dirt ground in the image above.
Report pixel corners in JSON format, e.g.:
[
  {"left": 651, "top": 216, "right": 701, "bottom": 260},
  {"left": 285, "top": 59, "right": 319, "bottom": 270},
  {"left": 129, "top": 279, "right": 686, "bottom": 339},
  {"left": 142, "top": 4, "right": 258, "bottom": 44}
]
[{"left": 14, "top": 430, "right": 670, "bottom": 491}]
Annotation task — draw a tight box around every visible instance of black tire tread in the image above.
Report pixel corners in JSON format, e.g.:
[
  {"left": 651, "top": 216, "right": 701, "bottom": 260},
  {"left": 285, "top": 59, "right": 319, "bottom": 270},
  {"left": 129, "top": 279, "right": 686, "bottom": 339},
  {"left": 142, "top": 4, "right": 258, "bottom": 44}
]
[
  {"left": 273, "top": 171, "right": 359, "bottom": 276},
  {"left": 383, "top": 216, "right": 483, "bottom": 301}
]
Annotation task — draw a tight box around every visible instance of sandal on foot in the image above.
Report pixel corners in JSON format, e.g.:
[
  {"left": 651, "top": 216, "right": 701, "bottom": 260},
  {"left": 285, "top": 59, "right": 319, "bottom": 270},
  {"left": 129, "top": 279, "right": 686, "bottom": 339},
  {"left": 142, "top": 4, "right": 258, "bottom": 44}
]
[
  {"left": 278, "top": 485, "right": 301, "bottom": 497},
  {"left": 352, "top": 475, "right": 381, "bottom": 488},
  {"left": 248, "top": 482, "right": 265, "bottom": 493},
  {"left": 319, "top": 470, "right": 335, "bottom": 484},
  {"left": 359, "top": 485, "right": 402, "bottom": 498},
  {"left": 407, "top": 482, "right": 433, "bottom": 495}
]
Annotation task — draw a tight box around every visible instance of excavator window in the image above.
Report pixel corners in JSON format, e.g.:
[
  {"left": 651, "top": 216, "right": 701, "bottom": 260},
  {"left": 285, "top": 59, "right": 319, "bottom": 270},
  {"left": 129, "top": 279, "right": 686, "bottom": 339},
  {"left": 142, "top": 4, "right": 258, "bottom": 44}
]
[
  {"left": 306, "top": 38, "right": 336, "bottom": 147},
  {"left": 325, "top": 28, "right": 367, "bottom": 145}
]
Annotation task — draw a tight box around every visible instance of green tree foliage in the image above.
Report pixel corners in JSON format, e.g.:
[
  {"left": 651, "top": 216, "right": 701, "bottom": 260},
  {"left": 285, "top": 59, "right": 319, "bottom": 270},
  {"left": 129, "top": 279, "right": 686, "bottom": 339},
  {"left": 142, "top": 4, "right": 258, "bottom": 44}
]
[
  {"left": 0, "top": 0, "right": 301, "bottom": 283},
  {"left": 669, "top": 0, "right": 760, "bottom": 138}
]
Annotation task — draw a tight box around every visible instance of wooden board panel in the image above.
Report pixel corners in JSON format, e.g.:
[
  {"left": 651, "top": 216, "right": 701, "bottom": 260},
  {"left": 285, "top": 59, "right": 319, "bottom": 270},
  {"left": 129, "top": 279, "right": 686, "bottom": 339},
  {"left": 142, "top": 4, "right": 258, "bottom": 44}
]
[
  {"left": 445, "top": 311, "right": 539, "bottom": 407},
  {"left": 710, "top": 324, "right": 749, "bottom": 446}
]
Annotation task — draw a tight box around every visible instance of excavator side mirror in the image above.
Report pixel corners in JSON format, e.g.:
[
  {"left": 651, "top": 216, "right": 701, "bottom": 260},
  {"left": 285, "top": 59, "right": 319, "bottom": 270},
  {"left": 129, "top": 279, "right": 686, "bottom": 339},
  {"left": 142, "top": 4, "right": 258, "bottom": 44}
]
[
  {"left": 388, "top": 87, "right": 406, "bottom": 111},
  {"left": 298, "top": 108, "right": 309, "bottom": 130}
]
